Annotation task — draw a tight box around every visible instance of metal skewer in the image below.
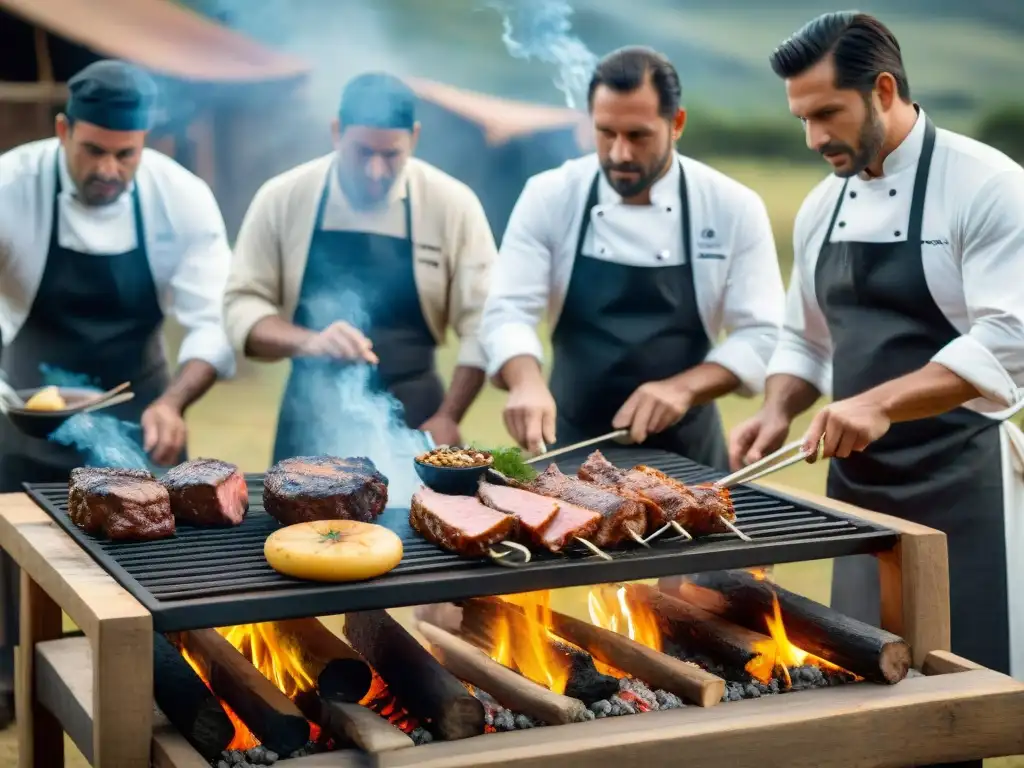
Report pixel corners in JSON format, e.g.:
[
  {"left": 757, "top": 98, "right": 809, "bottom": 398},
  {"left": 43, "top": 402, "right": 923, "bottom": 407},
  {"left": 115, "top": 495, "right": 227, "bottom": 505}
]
[
  {"left": 714, "top": 438, "right": 822, "bottom": 490},
  {"left": 526, "top": 429, "right": 630, "bottom": 465}
]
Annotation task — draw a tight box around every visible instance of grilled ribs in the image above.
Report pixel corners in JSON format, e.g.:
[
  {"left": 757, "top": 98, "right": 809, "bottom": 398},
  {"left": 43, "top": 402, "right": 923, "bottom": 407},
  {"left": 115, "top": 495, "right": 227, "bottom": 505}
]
[
  {"left": 477, "top": 482, "right": 602, "bottom": 552},
  {"left": 411, "top": 486, "right": 517, "bottom": 557},
  {"left": 527, "top": 463, "right": 646, "bottom": 547},
  {"left": 68, "top": 466, "right": 174, "bottom": 540},
  {"left": 160, "top": 458, "right": 249, "bottom": 526},
  {"left": 632, "top": 465, "right": 733, "bottom": 534},
  {"left": 263, "top": 456, "right": 388, "bottom": 526}
]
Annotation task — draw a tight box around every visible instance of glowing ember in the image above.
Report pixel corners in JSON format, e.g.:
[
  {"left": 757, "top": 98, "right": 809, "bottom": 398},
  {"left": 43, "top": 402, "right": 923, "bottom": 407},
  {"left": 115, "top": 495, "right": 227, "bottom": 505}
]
[
  {"left": 754, "top": 594, "right": 857, "bottom": 687},
  {"left": 487, "top": 591, "right": 574, "bottom": 694},
  {"left": 360, "top": 669, "right": 419, "bottom": 733}
]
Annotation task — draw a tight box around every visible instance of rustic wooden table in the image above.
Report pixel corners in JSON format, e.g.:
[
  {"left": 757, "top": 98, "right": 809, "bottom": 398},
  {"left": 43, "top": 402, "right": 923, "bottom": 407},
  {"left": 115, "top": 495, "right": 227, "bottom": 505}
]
[{"left": 1, "top": 481, "right": 1022, "bottom": 768}]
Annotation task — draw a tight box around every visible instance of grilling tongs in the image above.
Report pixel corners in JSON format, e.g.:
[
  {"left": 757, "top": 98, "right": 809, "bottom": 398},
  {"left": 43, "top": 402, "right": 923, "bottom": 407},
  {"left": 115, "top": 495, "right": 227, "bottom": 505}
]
[{"left": 714, "top": 437, "right": 823, "bottom": 490}]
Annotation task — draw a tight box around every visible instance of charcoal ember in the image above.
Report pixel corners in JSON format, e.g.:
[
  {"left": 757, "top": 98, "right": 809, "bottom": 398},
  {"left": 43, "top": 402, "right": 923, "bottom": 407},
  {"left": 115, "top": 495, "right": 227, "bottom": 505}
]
[
  {"left": 654, "top": 690, "right": 684, "bottom": 710},
  {"left": 216, "top": 761, "right": 230, "bottom": 768},
  {"left": 562, "top": 650, "right": 619, "bottom": 704},
  {"left": 618, "top": 677, "right": 658, "bottom": 710},
  {"left": 263, "top": 751, "right": 278, "bottom": 765},
  {"left": 410, "top": 727, "right": 434, "bottom": 745},
  {"left": 582, "top": 709, "right": 596, "bottom": 720},
  {"left": 514, "top": 714, "right": 535, "bottom": 729},
  {"left": 493, "top": 710, "right": 516, "bottom": 731},
  {"left": 589, "top": 699, "right": 612, "bottom": 717}
]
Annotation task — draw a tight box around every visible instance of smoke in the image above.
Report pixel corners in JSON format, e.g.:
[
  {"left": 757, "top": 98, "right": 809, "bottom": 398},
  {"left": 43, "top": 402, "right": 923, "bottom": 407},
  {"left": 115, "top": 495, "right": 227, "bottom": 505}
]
[{"left": 486, "top": 0, "right": 598, "bottom": 109}]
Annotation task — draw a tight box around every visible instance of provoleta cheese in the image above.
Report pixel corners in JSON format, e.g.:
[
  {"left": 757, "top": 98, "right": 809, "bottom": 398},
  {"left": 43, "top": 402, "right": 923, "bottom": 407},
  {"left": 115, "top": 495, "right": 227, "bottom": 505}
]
[
  {"left": 23, "top": 385, "right": 66, "bottom": 411},
  {"left": 264, "top": 520, "right": 403, "bottom": 582}
]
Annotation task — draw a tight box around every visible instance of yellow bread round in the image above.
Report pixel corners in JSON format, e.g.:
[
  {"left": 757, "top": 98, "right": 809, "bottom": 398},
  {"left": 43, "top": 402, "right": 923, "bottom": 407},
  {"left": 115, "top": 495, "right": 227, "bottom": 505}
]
[
  {"left": 264, "top": 520, "right": 404, "bottom": 582},
  {"left": 23, "top": 386, "right": 67, "bottom": 412}
]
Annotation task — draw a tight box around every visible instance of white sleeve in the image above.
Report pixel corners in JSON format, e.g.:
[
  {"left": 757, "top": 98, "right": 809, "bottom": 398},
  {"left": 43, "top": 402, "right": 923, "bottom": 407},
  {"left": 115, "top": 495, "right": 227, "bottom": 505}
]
[
  {"left": 480, "top": 176, "right": 553, "bottom": 380},
  {"left": 168, "top": 179, "right": 236, "bottom": 379},
  {"left": 765, "top": 194, "right": 834, "bottom": 396},
  {"left": 931, "top": 168, "right": 1024, "bottom": 406},
  {"left": 704, "top": 191, "right": 785, "bottom": 395}
]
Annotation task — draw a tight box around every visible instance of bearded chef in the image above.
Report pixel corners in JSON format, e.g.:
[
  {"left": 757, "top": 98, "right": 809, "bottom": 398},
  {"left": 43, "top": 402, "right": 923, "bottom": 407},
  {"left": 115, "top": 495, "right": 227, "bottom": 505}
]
[
  {"left": 0, "top": 60, "right": 234, "bottom": 722},
  {"left": 224, "top": 73, "right": 496, "bottom": 459},
  {"left": 480, "top": 47, "right": 786, "bottom": 467},
  {"left": 729, "top": 12, "right": 1024, "bottom": 678}
]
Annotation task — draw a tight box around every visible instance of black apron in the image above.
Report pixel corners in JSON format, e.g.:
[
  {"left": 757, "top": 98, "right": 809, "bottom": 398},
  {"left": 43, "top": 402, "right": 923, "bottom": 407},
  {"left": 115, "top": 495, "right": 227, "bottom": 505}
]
[
  {"left": 548, "top": 163, "right": 729, "bottom": 471},
  {"left": 272, "top": 177, "right": 442, "bottom": 463},
  {"left": 0, "top": 157, "right": 174, "bottom": 689},
  {"left": 819, "top": 118, "right": 1011, "bottom": 674}
]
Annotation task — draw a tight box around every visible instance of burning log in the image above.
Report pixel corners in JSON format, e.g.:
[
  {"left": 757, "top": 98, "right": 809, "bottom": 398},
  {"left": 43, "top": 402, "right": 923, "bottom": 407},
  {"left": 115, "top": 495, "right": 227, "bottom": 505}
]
[
  {"left": 666, "top": 570, "right": 912, "bottom": 684},
  {"left": 417, "top": 620, "right": 591, "bottom": 725},
  {"left": 622, "top": 584, "right": 777, "bottom": 682},
  {"left": 315, "top": 699, "right": 414, "bottom": 753},
  {"left": 344, "top": 609, "right": 485, "bottom": 741},
  {"left": 169, "top": 629, "right": 310, "bottom": 756},
  {"left": 153, "top": 632, "right": 234, "bottom": 760},
  {"left": 461, "top": 597, "right": 724, "bottom": 707},
  {"left": 458, "top": 598, "right": 619, "bottom": 705},
  {"left": 270, "top": 619, "right": 373, "bottom": 704}
]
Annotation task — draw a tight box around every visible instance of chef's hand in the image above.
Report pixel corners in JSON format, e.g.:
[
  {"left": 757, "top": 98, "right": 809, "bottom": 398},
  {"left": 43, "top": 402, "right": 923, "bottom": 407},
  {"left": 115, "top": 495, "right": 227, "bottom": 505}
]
[
  {"left": 298, "top": 321, "right": 379, "bottom": 364},
  {"left": 419, "top": 413, "right": 461, "bottom": 447},
  {"left": 503, "top": 382, "right": 556, "bottom": 454},
  {"left": 801, "top": 396, "right": 891, "bottom": 461},
  {"left": 728, "top": 409, "right": 791, "bottom": 471},
  {"left": 613, "top": 380, "right": 692, "bottom": 445},
  {"left": 141, "top": 399, "right": 187, "bottom": 466}
]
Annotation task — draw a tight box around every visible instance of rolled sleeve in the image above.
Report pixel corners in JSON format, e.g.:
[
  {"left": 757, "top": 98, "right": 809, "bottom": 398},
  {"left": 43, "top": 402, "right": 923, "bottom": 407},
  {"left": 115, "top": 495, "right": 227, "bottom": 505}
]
[
  {"left": 931, "top": 168, "right": 1024, "bottom": 407},
  {"left": 170, "top": 181, "right": 236, "bottom": 379},
  {"left": 448, "top": 189, "right": 498, "bottom": 371},
  {"left": 223, "top": 181, "right": 284, "bottom": 355},
  {"left": 480, "top": 176, "right": 553, "bottom": 383},
  {"left": 705, "top": 192, "right": 785, "bottom": 395}
]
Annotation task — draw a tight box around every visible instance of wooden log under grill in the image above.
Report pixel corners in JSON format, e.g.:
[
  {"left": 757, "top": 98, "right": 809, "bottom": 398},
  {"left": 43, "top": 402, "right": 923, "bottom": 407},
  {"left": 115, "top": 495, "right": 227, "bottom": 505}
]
[
  {"left": 461, "top": 597, "right": 725, "bottom": 707},
  {"left": 152, "top": 632, "right": 234, "bottom": 760},
  {"left": 167, "top": 629, "right": 310, "bottom": 757},
  {"left": 458, "top": 599, "right": 619, "bottom": 705},
  {"left": 273, "top": 619, "right": 373, "bottom": 704},
  {"left": 344, "top": 609, "right": 485, "bottom": 741},
  {"left": 623, "top": 583, "right": 777, "bottom": 681},
  {"left": 313, "top": 697, "right": 415, "bottom": 753},
  {"left": 417, "top": 620, "right": 591, "bottom": 725},
  {"left": 664, "top": 570, "right": 912, "bottom": 684}
]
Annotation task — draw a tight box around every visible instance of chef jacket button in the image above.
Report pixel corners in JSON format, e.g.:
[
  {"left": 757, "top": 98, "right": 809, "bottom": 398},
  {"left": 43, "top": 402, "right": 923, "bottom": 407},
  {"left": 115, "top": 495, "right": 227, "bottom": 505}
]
[
  {"left": 889, "top": 189, "right": 897, "bottom": 196},
  {"left": 838, "top": 221, "right": 846, "bottom": 228},
  {"left": 657, "top": 250, "right": 669, "bottom": 261},
  {"left": 597, "top": 211, "right": 604, "bottom": 217},
  {"left": 666, "top": 206, "right": 672, "bottom": 212},
  {"left": 600, "top": 247, "right": 607, "bottom": 254},
  {"left": 849, "top": 191, "right": 857, "bottom": 199},
  {"left": 894, "top": 230, "right": 902, "bottom": 237}
]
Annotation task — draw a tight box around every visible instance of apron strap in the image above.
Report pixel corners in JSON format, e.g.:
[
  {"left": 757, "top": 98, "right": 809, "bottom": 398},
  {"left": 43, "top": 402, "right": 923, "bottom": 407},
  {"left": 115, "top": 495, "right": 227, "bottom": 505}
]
[
  {"left": 314, "top": 164, "right": 413, "bottom": 238},
  {"left": 574, "top": 172, "right": 601, "bottom": 259},
  {"left": 907, "top": 116, "right": 937, "bottom": 244},
  {"left": 822, "top": 178, "right": 850, "bottom": 245}
]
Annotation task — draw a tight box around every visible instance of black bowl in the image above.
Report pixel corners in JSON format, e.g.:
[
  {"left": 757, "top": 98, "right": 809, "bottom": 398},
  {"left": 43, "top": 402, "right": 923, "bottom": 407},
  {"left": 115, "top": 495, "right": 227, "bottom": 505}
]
[
  {"left": 3, "top": 387, "right": 103, "bottom": 439},
  {"left": 414, "top": 459, "right": 491, "bottom": 496}
]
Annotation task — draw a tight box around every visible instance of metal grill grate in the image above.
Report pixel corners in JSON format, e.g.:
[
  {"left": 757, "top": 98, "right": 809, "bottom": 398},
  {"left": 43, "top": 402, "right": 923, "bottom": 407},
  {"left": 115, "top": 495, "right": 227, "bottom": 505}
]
[{"left": 24, "top": 446, "right": 897, "bottom": 632}]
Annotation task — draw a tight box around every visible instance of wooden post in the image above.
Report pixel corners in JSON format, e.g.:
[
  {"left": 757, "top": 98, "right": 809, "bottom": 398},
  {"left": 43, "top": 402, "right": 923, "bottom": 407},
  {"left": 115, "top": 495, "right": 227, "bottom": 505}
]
[{"left": 16, "top": 573, "right": 63, "bottom": 768}]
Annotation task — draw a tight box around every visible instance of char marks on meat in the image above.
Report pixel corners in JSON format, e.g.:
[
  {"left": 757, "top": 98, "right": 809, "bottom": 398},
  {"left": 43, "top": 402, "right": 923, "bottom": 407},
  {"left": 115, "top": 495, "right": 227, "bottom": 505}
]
[
  {"left": 632, "top": 466, "right": 733, "bottom": 534},
  {"left": 160, "top": 458, "right": 249, "bottom": 526},
  {"left": 68, "top": 467, "right": 174, "bottom": 540},
  {"left": 411, "top": 486, "right": 517, "bottom": 557},
  {"left": 527, "top": 464, "right": 646, "bottom": 547},
  {"left": 263, "top": 456, "right": 388, "bottom": 526}
]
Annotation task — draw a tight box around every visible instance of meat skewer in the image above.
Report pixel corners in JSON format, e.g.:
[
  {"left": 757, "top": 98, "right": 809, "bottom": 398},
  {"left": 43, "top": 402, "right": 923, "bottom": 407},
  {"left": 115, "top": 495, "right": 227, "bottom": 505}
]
[{"left": 632, "top": 466, "right": 750, "bottom": 542}]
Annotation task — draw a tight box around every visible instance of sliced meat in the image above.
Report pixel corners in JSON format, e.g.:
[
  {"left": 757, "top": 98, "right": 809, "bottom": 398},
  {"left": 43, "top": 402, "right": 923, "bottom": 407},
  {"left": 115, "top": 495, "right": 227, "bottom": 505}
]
[
  {"left": 410, "top": 486, "right": 517, "bottom": 557},
  {"left": 580, "top": 450, "right": 698, "bottom": 531},
  {"left": 68, "top": 467, "right": 174, "bottom": 540},
  {"left": 160, "top": 458, "right": 249, "bottom": 526},
  {"left": 264, "top": 456, "right": 388, "bottom": 526},
  {"left": 528, "top": 464, "right": 646, "bottom": 547},
  {"left": 477, "top": 482, "right": 601, "bottom": 553},
  {"left": 631, "top": 466, "right": 734, "bottom": 535}
]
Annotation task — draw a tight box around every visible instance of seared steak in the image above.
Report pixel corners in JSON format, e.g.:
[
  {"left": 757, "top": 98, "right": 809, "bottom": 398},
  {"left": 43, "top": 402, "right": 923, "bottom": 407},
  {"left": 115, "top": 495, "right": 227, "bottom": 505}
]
[
  {"left": 411, "top": 486, "right": 516, "bottom": 557},
  {"left": 68, "top": 467, "right": 174, "bottom": 540},
  {"left": 263, "top": 456, "right": 388, "bottom": 526},
  {"left": 160, "top": 458, "right": 248, "bottom": 526},
  {"left": 477, "top": 482, "right": 601, "bottom": 552},
  {"left": 631, "top": 466, "right": 733, "bottom": 534}
]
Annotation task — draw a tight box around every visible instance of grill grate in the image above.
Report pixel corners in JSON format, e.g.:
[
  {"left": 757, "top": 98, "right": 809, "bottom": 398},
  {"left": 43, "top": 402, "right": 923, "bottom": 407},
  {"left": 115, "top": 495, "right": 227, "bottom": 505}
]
[{"left": 24, "top": 446, "right": 897, "bottom": 632}]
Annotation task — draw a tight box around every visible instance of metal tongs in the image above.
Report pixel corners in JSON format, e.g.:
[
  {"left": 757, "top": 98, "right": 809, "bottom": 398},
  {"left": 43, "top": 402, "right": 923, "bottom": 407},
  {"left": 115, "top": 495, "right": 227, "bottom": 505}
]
[
  {"left": 526, "top": 429, "right": 630, "bottom": 465},
  {"left": 713, "top": 437, "right": 823, "bottom": 491}
]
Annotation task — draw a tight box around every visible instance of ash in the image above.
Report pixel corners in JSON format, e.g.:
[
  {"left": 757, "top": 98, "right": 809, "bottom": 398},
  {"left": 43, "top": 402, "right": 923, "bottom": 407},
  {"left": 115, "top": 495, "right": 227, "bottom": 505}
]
[
  {"left": 213, "top": 746, "right": 280, "bottom": 767},
  {"left": 410, "top": 727, "right": 434, "bottom": 745}
]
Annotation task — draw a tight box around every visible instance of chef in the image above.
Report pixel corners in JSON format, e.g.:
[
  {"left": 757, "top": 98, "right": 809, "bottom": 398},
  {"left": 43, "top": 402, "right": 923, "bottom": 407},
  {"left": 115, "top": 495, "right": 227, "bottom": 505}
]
[
  {"left": 480, "top": 46, "right": 786, "bottom": 467},
  {"left": 224, "top": 72, "right": 496, "bottom": 460},
  {"left": 0, "top": 60, "right": 234, "bottom": 722},
  {"left": 729, "top": 12, "right": 1024, "bottom": 677}
]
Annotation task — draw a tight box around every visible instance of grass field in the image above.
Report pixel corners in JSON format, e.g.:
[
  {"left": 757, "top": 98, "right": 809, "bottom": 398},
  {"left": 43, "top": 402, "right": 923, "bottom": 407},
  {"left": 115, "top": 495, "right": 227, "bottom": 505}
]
[{"left": 8, "top": 158, "right": 1021, "bottom": 765}]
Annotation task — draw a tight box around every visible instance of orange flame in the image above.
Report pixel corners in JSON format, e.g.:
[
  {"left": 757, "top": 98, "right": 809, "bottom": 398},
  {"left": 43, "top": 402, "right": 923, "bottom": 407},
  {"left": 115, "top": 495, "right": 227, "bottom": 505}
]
[
  {"left": 755, "top": 594, "right": 856, "bottom": 687},
  {"left": 586, "top": 585, "right": 662, "bottom": 652},
  {"left": 179, "top": 646, "right": 261, "bottom": 752},
  {"left": 487, "top": 591, "right": 573, "bottom": 694}
]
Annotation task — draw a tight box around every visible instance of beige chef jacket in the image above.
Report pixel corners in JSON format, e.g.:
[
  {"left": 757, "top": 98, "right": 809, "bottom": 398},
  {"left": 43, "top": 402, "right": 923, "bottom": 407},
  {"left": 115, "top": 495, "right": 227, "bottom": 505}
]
[{"left": 224, "top": 154, "right": 496, "bottom": 369}]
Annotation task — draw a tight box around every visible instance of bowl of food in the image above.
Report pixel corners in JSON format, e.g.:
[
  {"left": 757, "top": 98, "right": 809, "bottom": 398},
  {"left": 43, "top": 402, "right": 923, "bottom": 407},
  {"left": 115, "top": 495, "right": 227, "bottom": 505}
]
[
  {"left": 4, "top": 385, "right": 132, "bottom": 439},
  {"left": 414, "top": 446, "right": 494, "bottom": 496}
]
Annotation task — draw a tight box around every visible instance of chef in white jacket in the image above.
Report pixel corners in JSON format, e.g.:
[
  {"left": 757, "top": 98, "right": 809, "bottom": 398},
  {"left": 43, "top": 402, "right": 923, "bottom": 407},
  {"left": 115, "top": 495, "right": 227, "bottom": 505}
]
[
  {"left": 729, "top": 12, "right": 1024, "bottom": 678},
  {"left": 0, "top": 59, "right": 234, "bottom": 719},
  {"left": 481, "top": 46, "right": 785, "bottom": 468}
]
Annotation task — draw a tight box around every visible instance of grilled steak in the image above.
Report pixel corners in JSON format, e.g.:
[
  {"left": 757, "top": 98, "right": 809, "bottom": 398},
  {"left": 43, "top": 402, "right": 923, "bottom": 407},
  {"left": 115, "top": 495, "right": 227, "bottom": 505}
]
[
  {"left": 68, "top": 467, "right": 174, "bottom": 540},
  {"left": 632, "top": 466, "right": 733, "bottom": 534},
  {"left": 477, "top": 482, "right": 600, "bottom": 552},
  {"left": 411, "top": 486, "right": 517, "bottom": 557},
  {"left": 528, "top": 464, "right": 646, "bottom": 547},
  {"left": 263, "top": 456, "right": 388, "bottom": 526},
  {"left": 160, "top": 458, "right": 248, "bottom": 526}
]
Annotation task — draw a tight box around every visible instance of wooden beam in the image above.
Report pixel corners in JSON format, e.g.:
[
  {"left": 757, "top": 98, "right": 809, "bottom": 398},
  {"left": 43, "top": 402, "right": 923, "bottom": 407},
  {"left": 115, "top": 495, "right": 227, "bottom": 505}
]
[
  {"left": 16, "top": 573, "right": 64, "bottom": 768},
  {"left": 0, "top": 82, "right": 67, "bottom": 103},
  {"left": 33, "top": 28, "right": 54, "bottom": 83}
]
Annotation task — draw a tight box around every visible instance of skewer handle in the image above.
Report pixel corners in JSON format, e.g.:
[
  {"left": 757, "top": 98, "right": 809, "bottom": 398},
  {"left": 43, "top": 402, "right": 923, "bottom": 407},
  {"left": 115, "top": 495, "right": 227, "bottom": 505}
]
[{"left": 526, "top": 429, "right": 630, "bottom": 465}]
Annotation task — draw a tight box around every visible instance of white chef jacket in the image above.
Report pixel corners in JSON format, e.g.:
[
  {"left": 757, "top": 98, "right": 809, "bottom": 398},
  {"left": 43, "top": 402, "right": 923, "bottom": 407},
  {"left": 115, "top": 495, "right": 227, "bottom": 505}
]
[
  {"left": 767, "top": 111, "right": 1024, "bottom": 412},
  {"left": 0, "top": 138, "right": 235, "bottom": 378},
  {"left": 480, "top": 151, "right": 786, "bottom": 395}
]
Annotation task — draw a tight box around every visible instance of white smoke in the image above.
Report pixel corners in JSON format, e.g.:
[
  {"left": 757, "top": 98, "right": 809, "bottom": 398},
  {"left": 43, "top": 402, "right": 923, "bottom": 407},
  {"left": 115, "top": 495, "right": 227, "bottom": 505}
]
[{"left": 486, "top": 0, "right": 598, "bottom": 109}]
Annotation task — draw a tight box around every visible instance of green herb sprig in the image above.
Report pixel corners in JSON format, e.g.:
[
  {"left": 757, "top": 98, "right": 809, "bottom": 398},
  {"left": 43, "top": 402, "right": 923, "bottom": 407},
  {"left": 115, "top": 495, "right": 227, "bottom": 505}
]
[{"left": 472, "top": 444, "right": 537, "bottom": 483}]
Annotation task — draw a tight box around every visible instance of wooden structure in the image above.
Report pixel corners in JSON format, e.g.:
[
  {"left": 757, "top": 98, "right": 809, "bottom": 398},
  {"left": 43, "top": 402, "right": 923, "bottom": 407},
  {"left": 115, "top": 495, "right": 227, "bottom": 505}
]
[
  {"left": 2, "top": 479, "right": 1024, "bottom": 767},
  {"left": 0, "top": 0, "right": 311, "bottom": 236}
]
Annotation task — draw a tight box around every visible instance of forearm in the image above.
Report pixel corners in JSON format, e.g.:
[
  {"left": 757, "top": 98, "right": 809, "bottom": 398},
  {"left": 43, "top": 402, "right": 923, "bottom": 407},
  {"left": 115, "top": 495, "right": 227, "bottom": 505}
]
[
  {"left": 499, "top": 354, "right": 546, "bottom": 390},
  {"left": 436, "top": 366, "right": 485, "bottom": 423},
  {"left": 244, "top": 316, "right": 314, "bottom": 361},
  {"left": 667, "top": 363, "right": 741, "bottom": 406},
  {"left": 158, "top": 360, "right": 217, "bottom": 412},
  {"left": 853, "top": 362, "right": 982, "bottom": 422},
  {"left": 763, "top": 373, "right": 822, "bottom": 420}
]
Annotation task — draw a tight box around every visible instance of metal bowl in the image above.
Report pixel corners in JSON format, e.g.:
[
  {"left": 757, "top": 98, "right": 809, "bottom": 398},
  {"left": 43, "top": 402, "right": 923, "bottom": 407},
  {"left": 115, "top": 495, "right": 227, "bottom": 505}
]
[
  {"left": 3, "top": 387, "right": 104, "bottom": 439},
  {"left": 413, "top": 459, "right": 492, "bottom": 496}
]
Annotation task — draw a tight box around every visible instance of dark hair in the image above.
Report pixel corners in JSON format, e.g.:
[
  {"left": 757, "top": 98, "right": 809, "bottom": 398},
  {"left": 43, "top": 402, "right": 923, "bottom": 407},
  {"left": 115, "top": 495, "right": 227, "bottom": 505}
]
[
  {"left": 338, "top": 72, "right": 416, "bottom": 131},
  {"left": 769, "top": 12, "right": 910, "bottom": 101},
  {"left": 587, "top": 46, "right": 682, "bottom": 120}
]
